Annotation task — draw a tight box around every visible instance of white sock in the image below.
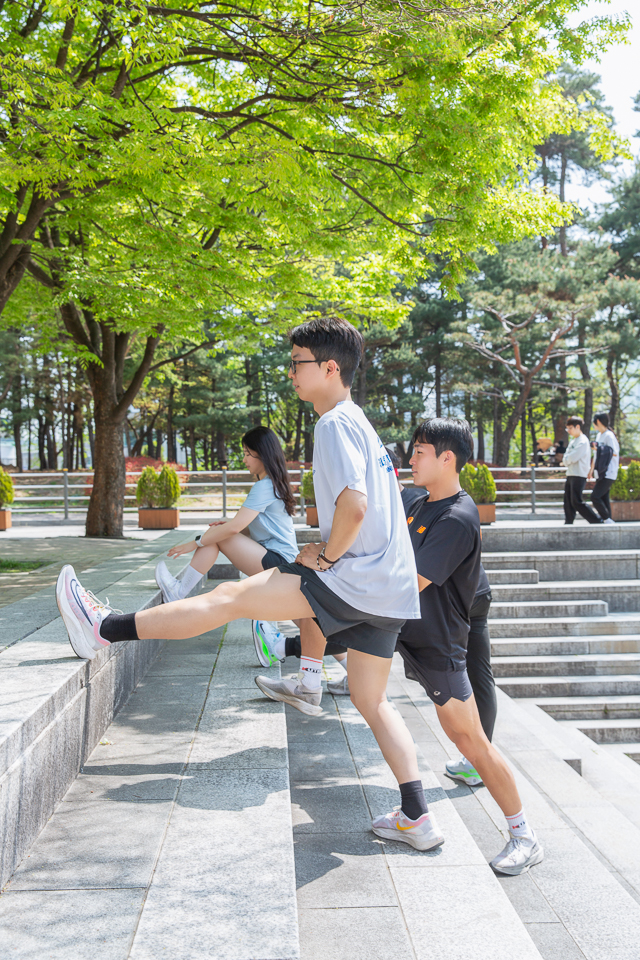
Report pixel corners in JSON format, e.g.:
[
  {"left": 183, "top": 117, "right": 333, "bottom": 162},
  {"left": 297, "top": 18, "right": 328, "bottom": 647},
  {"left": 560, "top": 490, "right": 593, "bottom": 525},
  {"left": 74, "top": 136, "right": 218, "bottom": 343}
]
[
  {"left": 334, "top": 653, "right": 347, "bottom": 672},
  {"left": 299, "top": 656, "right": 323, "bottom": 691},
  {"left": 274, "top": 634, "right": 287, "bottom": 660},
  {"left": 178, "top": 565, "right": 204, "bottom": 598},
  {"left": 505, "top": 810, "right": 535, "bottom": 841}
]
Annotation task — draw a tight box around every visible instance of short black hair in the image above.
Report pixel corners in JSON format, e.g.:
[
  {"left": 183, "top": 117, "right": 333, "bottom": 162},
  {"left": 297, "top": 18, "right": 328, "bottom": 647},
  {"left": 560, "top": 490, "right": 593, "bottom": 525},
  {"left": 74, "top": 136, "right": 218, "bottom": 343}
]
[
  {"left": 411, "top": 417, "right": 474, "bottom": 473},
  {"left": 288, "top": 316, "right": 363, "bottom": 388},
  {"left": 567, "top": 416, "right": 584, "bottom": 429},
  {"left": 594, "top": 412, "right": 609, "bottom": 428}
]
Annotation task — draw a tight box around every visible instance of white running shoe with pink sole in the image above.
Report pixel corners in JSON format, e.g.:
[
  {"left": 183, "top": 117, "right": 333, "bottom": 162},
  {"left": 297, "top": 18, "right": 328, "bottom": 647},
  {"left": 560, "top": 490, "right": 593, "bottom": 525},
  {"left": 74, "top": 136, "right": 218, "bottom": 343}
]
[
  {"left": 372, "top": 808, "right": 445, "bottom": 851},
  {"left": 56, "top": 564, "right": 116, "bottom": 660}
]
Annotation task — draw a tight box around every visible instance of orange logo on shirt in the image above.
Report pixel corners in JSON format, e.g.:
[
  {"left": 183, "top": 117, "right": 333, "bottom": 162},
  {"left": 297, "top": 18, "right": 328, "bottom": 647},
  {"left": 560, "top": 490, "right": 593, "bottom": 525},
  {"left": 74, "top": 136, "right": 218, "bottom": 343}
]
[
  {"left": 417, "top": 526, "right": 426, "bottom": 533},
  {"left": 407, "top": 517, "right": 414, "bottom": 524}
]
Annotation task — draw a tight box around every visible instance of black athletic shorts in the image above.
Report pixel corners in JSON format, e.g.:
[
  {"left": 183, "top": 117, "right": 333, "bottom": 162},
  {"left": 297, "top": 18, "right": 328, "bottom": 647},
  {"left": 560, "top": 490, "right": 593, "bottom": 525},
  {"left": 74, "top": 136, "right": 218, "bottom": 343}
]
[
  {"left": 277, "top": 561, "right": 405, "bottom": 659},
  {"left": 261, "top": 549, "right": 289, "bottom": 571},
  {"left": 396, "top": 641, "right": 473, "bottom": 707}
]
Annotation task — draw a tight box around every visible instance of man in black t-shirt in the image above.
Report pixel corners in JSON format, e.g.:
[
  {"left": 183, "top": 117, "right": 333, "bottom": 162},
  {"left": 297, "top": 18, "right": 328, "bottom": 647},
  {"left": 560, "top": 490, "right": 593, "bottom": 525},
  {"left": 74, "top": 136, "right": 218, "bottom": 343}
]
[{"left": 390, "top": 418, "right": 543, "bottom": 877}]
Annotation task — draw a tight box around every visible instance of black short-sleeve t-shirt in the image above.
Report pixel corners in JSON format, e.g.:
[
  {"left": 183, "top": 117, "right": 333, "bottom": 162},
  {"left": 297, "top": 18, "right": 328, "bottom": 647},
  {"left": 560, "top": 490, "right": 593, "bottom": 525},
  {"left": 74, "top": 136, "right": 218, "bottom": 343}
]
[
  {"left": 399, "top": 486, "right": 482, "bottom": 670},
  {"left": 401, "top": 486, "right": 490, "bottom": 600}
]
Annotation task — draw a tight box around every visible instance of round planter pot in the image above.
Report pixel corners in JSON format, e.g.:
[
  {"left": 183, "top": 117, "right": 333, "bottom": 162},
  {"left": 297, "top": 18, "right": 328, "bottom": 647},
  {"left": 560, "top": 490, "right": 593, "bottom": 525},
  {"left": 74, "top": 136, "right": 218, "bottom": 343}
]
[
  {"left": 0, "top": 509, "right": 11, "bottom": 531},
  {"left": 138, "top": 507, "right": 180, "bottom": 530},
  {"left": 305, "top": 505, "right": 319, "bottom": 528},
  {"left": 611, "top": 500, "right": 640, "bottom": 522},
  {"left": 476, "top": 503, "right": 496, "bottom": 525}
]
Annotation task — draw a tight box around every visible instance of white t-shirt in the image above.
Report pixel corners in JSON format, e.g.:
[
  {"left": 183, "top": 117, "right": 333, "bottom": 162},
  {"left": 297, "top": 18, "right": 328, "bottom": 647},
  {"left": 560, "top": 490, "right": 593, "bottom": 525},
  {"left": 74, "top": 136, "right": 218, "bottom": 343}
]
[
  {"left": 595, "top": 429, "right": 620, "bottom": 481},
  {"left": 563, "top": 433, "right": 591, "bottom": 478},
  {"left": 312, "top": 401, "right": 420, "bottom": 620},
  {"left": 243, "top": 478, "right": 298, "bottom": 561}
]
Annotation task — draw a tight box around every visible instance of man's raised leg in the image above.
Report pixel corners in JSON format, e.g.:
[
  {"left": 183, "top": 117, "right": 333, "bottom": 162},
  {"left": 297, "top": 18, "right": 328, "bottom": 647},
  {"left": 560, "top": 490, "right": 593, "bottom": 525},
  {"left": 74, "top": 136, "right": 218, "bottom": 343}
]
[{"left": 56, "top": 564, "right": 316, "bottom": 661}]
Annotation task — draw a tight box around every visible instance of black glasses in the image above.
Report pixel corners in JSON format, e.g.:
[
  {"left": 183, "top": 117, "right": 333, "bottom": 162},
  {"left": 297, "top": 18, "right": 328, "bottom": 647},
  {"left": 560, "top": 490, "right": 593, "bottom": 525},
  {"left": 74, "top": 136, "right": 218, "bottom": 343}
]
[{"left": 288, "top": 359, "right": 321, "bottom": 374}]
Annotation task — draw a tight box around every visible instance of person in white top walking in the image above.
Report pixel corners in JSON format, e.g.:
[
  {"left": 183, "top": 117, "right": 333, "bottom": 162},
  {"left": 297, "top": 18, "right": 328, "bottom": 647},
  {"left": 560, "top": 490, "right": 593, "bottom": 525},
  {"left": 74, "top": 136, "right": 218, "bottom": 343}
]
[
  {"left": 562, "top": 416, "right": 603, "bottom": 525},
  {"left": 588, "top": 412, "right": 620, "bottom": 524}
]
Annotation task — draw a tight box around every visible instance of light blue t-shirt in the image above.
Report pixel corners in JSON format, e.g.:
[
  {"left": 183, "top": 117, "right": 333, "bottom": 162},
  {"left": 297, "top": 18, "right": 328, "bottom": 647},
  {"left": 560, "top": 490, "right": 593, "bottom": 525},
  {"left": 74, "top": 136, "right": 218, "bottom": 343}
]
[
  {"left": 312, "top": 401, "right": 420, "bottom": 621},
  {"left": 243, "top": 478, "right": 298, "bottom": 562}
]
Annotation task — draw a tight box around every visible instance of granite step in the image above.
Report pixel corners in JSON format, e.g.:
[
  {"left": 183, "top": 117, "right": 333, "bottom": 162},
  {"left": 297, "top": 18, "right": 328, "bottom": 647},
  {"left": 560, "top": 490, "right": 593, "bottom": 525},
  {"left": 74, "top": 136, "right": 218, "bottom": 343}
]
[
  {"left": 491, "top": 652, "right": 640, "bottom": 678},
  {"left": 481, "top": 548, "right": 640, "bottom": 581},
  {"left": 491, "top": 635, "right": 640, "bottom": 656},
  {"left": 386, "top": 661, "right": 640, "bottom": 957},
  {"left": 488, "top": 599, "right": 608, "bottom": 620},
  {"left": 0, "top": 535, "right": 192, "bottom": 889},
  {"left": 495, "top": 674, "right": 640, "bottom": 697},
  {"left": 0, "top": 618, "right": 300, "bottom": 960},
  {"left": 289, "top": 660, "right": 544, "bottom": 960},
  {"left": 489, "top": 613, "right": 640, "bottom": 638},
  {"left": 489, "top": 579, "right": 640, "bottom": 612},
  {"left": 532, "top": 695, "right": 640, "bottom": 720},
  {"left": 559, "top": 717, "right": 640, "bottom": 743},
  {"left": 486, "top": 569, "right": 539, "bottom": 584},
  {"left": 601, "top": 742, "right": 640, "bottom": 763},
  {"left": 481, "top": 522, "right": 640, "bottom": 553}
]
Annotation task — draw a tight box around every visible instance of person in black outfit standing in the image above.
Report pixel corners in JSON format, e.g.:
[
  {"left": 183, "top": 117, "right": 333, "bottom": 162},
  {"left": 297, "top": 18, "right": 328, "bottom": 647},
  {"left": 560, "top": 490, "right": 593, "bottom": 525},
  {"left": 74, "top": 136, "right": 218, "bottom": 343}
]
[{"left": 400, "top": 480, "right": 496, "bottom": 786}]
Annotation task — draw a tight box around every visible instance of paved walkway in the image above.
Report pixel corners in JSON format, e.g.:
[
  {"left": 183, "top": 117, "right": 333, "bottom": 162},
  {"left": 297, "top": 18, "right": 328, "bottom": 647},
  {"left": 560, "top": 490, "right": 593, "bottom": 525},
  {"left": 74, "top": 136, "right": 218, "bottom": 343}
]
[{"left": 0, "top": 538, "right": 164, "bottom": 608}]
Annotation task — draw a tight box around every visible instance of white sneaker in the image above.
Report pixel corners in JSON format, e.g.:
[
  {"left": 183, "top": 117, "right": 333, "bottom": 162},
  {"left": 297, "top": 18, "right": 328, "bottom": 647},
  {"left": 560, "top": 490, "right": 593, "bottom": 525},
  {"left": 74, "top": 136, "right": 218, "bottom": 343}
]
[
  {"left": 327, "top": 674, "right": 350, "bottom": 696},
  {"left": 255, "top": 674, "right": 322, "bottom": 716},
  {"left": 604, "top": 518, "right": 616, "bottom": 525},
  {"left": 252, "top": 620, "right": 285, "bottom": 667},
  {"left": 445, "top": 756, "right": 483, "bottom": 786},
  {"left": 372, "top": 808, "right": 444, "bottom": 851},
  {"left": 490, "top": 834, "right": 544, "bottom": 876},
  {"left": 155, "top": 560, "right": 182, "bottom": 603},
  {"left": 56, "top": 565, "right": 116, "bottom": 660}
]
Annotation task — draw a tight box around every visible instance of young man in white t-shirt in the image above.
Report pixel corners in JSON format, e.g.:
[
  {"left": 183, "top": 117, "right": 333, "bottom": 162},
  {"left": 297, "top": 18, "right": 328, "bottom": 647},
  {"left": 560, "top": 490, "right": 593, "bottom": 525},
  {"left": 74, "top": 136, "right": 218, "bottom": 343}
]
[
  {"left": 588, "top": 412, "right": 620, "bottom": 524},
  {"left": 57, "top": 318, "right": 447, "bottom": 849}
]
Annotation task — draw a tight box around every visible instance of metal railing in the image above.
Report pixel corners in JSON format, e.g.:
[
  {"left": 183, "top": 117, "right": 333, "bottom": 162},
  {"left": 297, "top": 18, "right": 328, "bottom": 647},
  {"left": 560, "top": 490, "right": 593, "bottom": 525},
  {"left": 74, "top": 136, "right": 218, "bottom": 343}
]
[
  {"left": 5, "top": 468, "right": 307, "bottom": 519},
  {"left": 4, "top": 463, "right": 581, "bottom": 519}
]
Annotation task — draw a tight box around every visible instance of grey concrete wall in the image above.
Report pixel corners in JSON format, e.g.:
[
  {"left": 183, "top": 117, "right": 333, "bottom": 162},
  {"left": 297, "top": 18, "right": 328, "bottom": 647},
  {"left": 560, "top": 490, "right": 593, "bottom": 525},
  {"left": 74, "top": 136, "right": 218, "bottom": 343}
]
[{"left": 482, "top": 523, "right": 640, "bottom": 553}]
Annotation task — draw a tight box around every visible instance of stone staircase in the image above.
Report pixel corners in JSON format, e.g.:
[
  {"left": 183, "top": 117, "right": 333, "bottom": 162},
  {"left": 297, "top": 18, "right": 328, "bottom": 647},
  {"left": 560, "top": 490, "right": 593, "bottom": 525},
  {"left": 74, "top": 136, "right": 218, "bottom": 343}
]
[{"left": 3, "top": 523, "right": 640, "bottom": 959}]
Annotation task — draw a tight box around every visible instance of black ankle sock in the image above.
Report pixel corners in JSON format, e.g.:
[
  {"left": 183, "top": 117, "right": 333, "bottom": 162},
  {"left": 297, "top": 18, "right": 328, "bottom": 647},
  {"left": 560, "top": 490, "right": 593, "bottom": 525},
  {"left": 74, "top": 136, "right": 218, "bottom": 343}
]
[
  {"left": 399, "top": 780, "right": 428, "bottom": 821},
  {"left": 285, "top": 636, "right": 301, "bottom": 659},
  {"left": 100, "top": 612, "right": 139, "bottom": 643}
]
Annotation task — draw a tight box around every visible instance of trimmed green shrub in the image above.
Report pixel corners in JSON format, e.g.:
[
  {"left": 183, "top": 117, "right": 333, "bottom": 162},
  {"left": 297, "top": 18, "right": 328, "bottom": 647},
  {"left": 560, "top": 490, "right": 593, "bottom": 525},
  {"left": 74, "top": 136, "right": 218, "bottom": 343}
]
[
  {"left": 460, "top": 463, "right": 496, "bottom": 504},
  {"left": 299, "top": 470, "right": 316, "bottom": 504},
  {"left": 612, "top": 461, "right": 640, "bottom": 502},
  {"left": 0, "top": 467, "right": 14, "bottom": 508},
  {"left": 155, "top": 464, "right": 181, "bottom": 508},
  {"left": 136, "top": 464, "right": 181, "bottom": 508}
]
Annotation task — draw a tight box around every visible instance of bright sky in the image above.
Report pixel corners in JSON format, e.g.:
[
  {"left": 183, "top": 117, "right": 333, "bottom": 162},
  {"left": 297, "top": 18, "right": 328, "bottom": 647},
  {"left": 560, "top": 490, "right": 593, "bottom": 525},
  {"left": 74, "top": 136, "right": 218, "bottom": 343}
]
[{"left": 568, "top": 0, "right": 637, "bottom": 208}]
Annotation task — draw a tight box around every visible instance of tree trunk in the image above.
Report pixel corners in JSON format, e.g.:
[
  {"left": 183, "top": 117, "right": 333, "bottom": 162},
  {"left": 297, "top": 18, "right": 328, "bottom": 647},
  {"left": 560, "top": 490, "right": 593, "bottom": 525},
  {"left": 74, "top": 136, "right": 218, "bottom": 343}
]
[
  {"left": 606, "top": 353, "right": 619, "bottom": 431},
  {"left": 86, "top": 401, "right": 126, "bottom": 538},
  {"left": 520, "top": 406, "right": 527, "bottom": 467},
  {"left": 434, "top": 354, "right": 442, "bottom": 417},
  {"left": 477, "top": 410, "right": 485, "bottom": 462},
  {"left": 528, "top": 399, "right": 538, "bottom": 464},
  {"left": 37, "top": 417, "right": 47, "bottom": 469},
  {"left": 577, "top": 325, "right": 592, "bottom": 429},
  {"left": 559, "top": 149, "right": 568, "bottom": 257},
  {"left": 216, "top": 428, "right": 226, "bottom": 468},
  {"left": 495, "top": 379, "right": 533, "bottom": 466},
  {"left": 87, "top": 415, "right": 95, "bottom": 467},
  {"left": 167, "top": 383, "right": 175, "bottom": 461},
  {"left": 12, "top": 374, "right": 23, "bottom": 471}
]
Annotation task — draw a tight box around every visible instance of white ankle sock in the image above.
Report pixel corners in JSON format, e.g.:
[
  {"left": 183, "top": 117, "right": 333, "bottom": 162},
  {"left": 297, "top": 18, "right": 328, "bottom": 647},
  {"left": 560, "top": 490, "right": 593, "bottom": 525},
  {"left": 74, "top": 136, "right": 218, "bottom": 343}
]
[
  {"left": 274, "top": 634, "right": 287, "bottom": 660},
  {"left": 178, "top": 565, "right": 204, "bottom": 598},
  {"left": 505, "top": 810, "right": 535, "bottom": 841},
  {"left": 299, "top": 656, "right": 323, "bottom": 690}
]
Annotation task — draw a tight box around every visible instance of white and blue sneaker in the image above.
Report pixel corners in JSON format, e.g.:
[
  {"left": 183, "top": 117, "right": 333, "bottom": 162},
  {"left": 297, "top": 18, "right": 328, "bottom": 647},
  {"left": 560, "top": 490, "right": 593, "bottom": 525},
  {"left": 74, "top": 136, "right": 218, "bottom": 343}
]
[
  {"left": 56, "top": 565, "right": 117, "bottom": 660},
  {"left": 445, "top": 756, "right": 483, "bottom": 787},
  {"left": 155, "top": 560, "right": 182, "bottom": 604},
  {"left": 252, "top": 620, "right": 285, "bottom": 667},
  {"left": 490, "top": 834, "right": 544, "bottom": 875}
]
